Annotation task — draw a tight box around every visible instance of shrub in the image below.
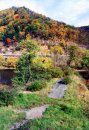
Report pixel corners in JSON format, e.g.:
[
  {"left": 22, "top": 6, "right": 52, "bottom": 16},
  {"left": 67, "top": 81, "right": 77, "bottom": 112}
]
[
  {"left": 6, "top": 57, "right": 18, "bottom": 68},
  {"left": 0, "top": 55, "right": 6, "bottom": 67},
  {"left": 49, "top": 68, "right": 64, "bottom": 78},
  {"left": 0, "top": 89, "right": 16, "bottom": 106},
  {"left": 31, "top": 68, "right": 64, "bottom": 80},
  {"left": 81, "top": 50, "right": 89, "bottom": 69},
  {"left": 62, "top": 66, "right": 75, "bottom": 76},
  {"left": 26, "top": 80, "right": 47, "bottom": 91},
  {"left": 64, "top": 76, "right": 72, "bottom": 84},
  {"left": 31, "top": 68, "right": 52, "bottom": 80},
  {"left": 12, "top": 53, "right": 31, "bottom": 87},
  {"left": 32, "top": 57, "right": 53, "bottom": 69}
]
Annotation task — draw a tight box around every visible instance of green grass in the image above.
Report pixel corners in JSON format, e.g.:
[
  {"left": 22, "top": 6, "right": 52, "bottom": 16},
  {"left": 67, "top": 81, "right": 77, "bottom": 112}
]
[
  {"left": 0, "top": 106, "right": 25, "bottom": 130},
  {"left": 14, "top": 93, "right": 52, "bottom": 108},
  {"left": 13, "top": 78, "right": 58, "bottom": 109},
  {"left": 13, "top": 93, "right": 89, "bottom": 130}
]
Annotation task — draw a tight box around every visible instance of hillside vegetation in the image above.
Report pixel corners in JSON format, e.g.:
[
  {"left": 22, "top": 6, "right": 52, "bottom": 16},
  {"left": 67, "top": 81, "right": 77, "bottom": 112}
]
[
  {"left": 78, "top": 26, "right": 89, "bottom": 45},
  {"left": 0, "top": 7, "right": 80, "bottom": 45},
  {"left": 0, "top": 7, "right": 89, "bottom": 46}
]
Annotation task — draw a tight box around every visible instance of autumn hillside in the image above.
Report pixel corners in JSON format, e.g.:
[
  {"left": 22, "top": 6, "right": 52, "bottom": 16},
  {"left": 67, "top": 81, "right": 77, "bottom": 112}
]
[{"left": 0, "top": 6, "right": 80, "bottom": 45}]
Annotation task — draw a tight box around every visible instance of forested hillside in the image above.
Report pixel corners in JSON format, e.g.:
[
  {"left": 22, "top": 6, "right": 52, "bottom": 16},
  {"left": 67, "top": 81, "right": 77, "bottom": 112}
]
[
  {"left": 78, "top": 26, "right": 89, "bottom": 46},
  {"left": 0, "top": 7, "right": 79, "bottom": 45},
  {"left": 0, "top": 6, "right": 89, "bottom": 46}
]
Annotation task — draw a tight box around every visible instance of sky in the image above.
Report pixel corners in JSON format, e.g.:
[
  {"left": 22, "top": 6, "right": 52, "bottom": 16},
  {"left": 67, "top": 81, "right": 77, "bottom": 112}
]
[{"left": 0, "top": 0, "right": 89, "bottom": 27}]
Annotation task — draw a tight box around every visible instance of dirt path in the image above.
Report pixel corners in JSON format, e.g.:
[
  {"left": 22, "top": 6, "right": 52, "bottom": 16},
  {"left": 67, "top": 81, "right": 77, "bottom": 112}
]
[
  {"left": 19, "top": 104, "right": 49, "bottom": 120},
  {"left": 48, "top": 79, "right": 67, "bottom": 98},
  {"left": 10, "top": 105, "right": 49, "bottom": 130}
]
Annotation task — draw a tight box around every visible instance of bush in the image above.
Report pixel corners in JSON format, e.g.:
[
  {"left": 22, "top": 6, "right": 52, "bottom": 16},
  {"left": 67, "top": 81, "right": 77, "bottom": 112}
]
[
  {"left": 0, "top": 55, "right": 6, "bottom": 67},
  {"left": 81, "top": 50, "right": 89, "bottom": 69},
  {"left": 32, "top": 57, "right": 53, "bottom": 69},
  {"left": 49, "top": 68, "right": 64, "bottom": 78},
  {"left": 64, "top": 76, "right": 72, "bottom": 84},
  {"left": 31, "top": 68, "right": 52, "bottom": 80},
  {"left": 6, "top": 57, "right": 18, "bottom": 68},
  {"left": 62, "top": 67, "right": 75, "bottom": 76},
  {"left": 12, "top": 53, "right": 31, "bottom": 87},
  {"left": 0, "top": 89, "right": 16, "bottom": 106},
  {"left": 26, "top": 80, "right": 47, "bottom": 91},
  {"left": 31, "top": 68, "right": 64, "bottom": 80}
]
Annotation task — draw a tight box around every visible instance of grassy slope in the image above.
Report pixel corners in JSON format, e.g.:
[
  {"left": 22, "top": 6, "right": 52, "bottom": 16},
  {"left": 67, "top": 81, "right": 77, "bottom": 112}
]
[
  {"left": 14, "top": 75, "right": 89, "bottom": 130},
  {"left": 0, "top": 75, "right": 89, "bottom": 130},
  {"left": 0, "top": 78, "right": 57, "bottom": 130},
  {"left": 0, "top": 107, "right": 25, "bottom": 130}
]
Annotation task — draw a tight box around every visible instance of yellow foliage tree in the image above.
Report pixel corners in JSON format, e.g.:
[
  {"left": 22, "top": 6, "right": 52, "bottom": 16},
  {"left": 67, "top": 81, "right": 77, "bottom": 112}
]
[
  {"left": 6, "top": 57, "right": 18, "bottom": 68},
  {"left": 59, "top": 40, "right": 66, "bottom": 49},
  {"left": 32, "top": 57, "right": 53, "bottom": 69},
  {"left": 0, "top": 55, "right": 6, "bottom": 67},
  {"left": 0, "top": 26, "right": 6, "bottom": 33},
  {"left": 26, "top": 34, "right": 31, "bottom": 40},
  {"left": 50, "top": 46, "right": 63, "bottom": 54}
]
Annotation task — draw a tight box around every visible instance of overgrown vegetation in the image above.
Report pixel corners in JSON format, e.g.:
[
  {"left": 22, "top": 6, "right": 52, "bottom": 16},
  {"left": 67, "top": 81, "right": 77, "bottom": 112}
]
[
  {"left": 12, "top": 40, "right": 38, "bottom": 88},
  {"left": 0, "top": 55, "right": 18, "bottom": 68},
  {"left": 0, "top": 61, "right": 89, "bottom": 129},
  {"left": 26, "top": 80, "right": 47, "bottom": 91},
  {"left": 0, "top": 89, "right": 16, "bottom": 106},
  {"left": 0, "top": 107, "right": 25, "bottom": 130},
  {"left": 12, "top": 53, "right": 31, "bottom": 87},
  {"left": 0, "top": 7, "right": 78, "bottom": 45},
  {"left": 12, "top": 74, "right": 89, "bottom": 130}
]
